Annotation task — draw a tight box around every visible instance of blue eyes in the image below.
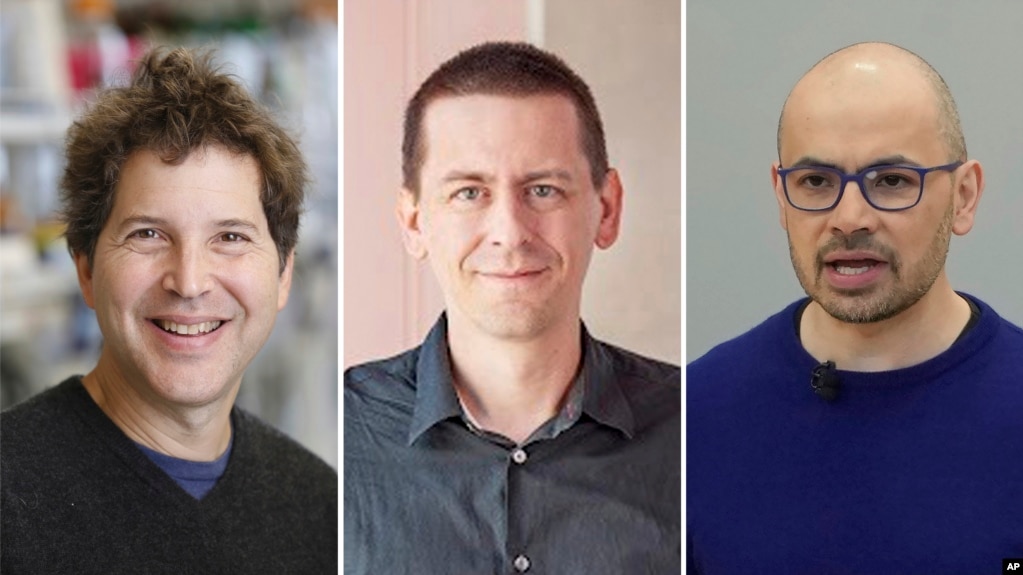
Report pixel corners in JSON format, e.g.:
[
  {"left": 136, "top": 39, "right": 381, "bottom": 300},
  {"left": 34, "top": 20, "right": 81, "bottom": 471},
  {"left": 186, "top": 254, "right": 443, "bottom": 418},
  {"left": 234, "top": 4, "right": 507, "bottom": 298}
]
[
  {"left": 453, "top": 186, "right": 561, "bottom": 201},
  {"left": 455, "top": 188, "right": 482, "bottom": 201},
  {"left": 530, "top": 185, "right": 556, "bottom": 198}
]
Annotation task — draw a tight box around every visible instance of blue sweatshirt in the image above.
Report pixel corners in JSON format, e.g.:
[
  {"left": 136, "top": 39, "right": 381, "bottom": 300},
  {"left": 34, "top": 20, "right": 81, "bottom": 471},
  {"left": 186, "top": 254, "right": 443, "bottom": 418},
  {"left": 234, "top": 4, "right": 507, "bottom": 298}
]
[{"left": 687, "top": 294, "right": 1023, "bottom": 574}]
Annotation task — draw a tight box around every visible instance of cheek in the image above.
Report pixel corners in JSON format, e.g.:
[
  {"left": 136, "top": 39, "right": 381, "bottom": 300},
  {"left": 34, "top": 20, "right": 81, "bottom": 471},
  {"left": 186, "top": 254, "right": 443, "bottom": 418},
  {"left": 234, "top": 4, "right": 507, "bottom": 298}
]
[
  {"left": 223, "top": 261, "right": 284, "bottom": 305},
  {"left": 783, "top": 220, "right": 824, "bottom": 266},
  {"left": 93, "top": 261, "right": 148, "bottom": 311},
  {"left": 787, "top": 215, "right": 821, "bottom": 242},
  {"left": 543, "top": 218, "right": 594, "bottom": 266},
  {"left": 429, "top": 217, "right": 481, "bottom": 266}
]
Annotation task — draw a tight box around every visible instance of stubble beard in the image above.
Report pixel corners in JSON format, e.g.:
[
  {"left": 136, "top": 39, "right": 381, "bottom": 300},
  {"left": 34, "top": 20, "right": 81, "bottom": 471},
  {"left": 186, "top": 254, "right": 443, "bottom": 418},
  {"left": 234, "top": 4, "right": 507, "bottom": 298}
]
[{"left": 788, "top": 200, "right": 955, "bottom": 324}]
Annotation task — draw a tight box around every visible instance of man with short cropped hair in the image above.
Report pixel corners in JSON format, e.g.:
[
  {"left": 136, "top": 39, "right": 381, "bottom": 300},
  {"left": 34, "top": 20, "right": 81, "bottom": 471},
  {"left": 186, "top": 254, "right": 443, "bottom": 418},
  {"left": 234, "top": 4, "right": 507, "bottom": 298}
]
[
  {"left": 344, "top": 42, "right": 681, "bottom": 574},
  {"left": 687, "top": 42, "right": 1023, "bottom": 573}
]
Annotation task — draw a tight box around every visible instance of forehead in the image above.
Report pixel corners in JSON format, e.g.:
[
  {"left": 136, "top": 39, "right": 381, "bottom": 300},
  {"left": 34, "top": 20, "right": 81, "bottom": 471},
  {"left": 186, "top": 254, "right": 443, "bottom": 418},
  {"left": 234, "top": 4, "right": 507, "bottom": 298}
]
[
  {"left": 419, "top": 94, "right": 586, "bottom": 175},
  {"left": 780, "top": 61, "right": 946, "bottom": 166},
  {"left": 113, "top": 147, "right": 263, "bottom": 215}
]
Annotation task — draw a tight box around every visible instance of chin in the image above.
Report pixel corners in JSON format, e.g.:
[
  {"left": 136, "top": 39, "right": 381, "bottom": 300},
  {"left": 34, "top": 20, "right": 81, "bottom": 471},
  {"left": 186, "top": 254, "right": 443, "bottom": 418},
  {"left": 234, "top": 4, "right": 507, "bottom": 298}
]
[
  {"left": 145, "top": 371, "right": 237, "bottom": 407},
  {"left": 816, "top": 298, "right": 902, "bottom": 324},
  {"left": 469, "top": 305, "right": 555, "bottom": 341},
  {"left": 812, "top": 285, "right": 926, "bottom": 325}
]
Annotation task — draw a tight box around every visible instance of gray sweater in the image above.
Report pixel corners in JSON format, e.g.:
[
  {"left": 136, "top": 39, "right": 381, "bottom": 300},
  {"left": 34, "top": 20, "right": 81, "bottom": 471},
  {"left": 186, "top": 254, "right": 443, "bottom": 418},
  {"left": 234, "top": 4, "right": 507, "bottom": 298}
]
[{"left": 1, "top": 377, "right": 337, "bottom": 574}]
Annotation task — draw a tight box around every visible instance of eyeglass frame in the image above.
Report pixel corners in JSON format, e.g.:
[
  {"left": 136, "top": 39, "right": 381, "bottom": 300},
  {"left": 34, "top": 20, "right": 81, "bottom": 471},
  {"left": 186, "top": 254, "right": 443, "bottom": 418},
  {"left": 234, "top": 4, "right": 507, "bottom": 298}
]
[{"left": 776, "top": 161, "right": 964, "bottom": 212}]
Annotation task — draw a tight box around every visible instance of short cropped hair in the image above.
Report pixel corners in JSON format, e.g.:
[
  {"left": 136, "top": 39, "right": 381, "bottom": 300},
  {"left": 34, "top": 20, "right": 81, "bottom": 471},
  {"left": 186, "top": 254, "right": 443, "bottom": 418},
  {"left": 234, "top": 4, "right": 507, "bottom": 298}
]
[
  {"left": 402, "top": 42, "right": 608, "bottom": 196},
  {"left": 61, "top": 47, "right": 307, "bottom": 274}
]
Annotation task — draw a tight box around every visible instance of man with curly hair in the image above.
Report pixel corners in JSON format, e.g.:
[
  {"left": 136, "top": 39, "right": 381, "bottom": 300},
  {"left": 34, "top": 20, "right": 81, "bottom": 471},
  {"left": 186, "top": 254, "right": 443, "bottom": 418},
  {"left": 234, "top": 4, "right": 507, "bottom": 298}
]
[{"left": 1, "top": 47, "right": 336, "bottom": 573}]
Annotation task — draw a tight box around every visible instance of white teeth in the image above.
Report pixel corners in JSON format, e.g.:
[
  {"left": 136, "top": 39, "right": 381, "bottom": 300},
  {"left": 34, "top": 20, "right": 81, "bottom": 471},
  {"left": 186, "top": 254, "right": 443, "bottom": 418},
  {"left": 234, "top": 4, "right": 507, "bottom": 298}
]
[
  {"left": 157, "top": 320, "right": 222, "bottom": 335},
  {"left": 835, "top": 265, "right": 871, "bottom": 276}
]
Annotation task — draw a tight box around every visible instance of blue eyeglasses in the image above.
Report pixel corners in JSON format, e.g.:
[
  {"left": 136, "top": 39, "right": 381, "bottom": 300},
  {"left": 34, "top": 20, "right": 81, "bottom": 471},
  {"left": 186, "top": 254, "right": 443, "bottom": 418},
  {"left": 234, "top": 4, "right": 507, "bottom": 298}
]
[{"left": 777, "top": 162, "right": 963, "bottom": 212}]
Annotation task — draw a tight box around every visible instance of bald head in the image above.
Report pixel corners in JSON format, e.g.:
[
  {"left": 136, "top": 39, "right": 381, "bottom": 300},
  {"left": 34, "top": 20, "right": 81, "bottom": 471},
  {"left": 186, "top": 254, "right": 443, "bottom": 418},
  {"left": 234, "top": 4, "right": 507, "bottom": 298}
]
[{"left": 777, "top": 42, "right": 965, "bottom": 163}]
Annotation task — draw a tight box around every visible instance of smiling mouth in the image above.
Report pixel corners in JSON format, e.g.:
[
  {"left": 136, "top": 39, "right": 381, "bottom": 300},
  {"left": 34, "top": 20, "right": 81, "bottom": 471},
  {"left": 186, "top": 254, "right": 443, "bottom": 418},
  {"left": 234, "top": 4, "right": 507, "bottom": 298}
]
[
  {"left": 153, "top": 320, "right": 223, "bottom": 336},
  {"left": 489, "top": 272, "right": 541, "bottom": 278}
]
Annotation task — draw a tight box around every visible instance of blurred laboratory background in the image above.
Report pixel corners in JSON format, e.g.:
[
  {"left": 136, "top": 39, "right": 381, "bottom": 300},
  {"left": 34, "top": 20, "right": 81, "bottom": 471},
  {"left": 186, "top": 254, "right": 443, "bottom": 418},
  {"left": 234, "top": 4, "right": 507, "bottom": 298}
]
[{"left": 0, "top": 0, "right": 338, "bottom": 467}]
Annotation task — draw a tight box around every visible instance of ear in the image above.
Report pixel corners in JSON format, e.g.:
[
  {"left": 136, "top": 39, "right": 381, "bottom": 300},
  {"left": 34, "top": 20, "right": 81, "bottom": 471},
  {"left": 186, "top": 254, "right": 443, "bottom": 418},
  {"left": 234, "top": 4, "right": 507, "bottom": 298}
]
[
  {"left": 277, "top": 250, "right": 295, "bottom": 310},
  {"left": 74, "top": 251, "right": 97, "bottom": 309},
  {"left": 951, "top": 160, "right": 984, "bottom": 236},
  {"left": 396, "top": 188, "right": 428, "bottom": 259},
  {"left": 771, "top": 162, "right": 789, "bottom": 231},
  {"left": 594, "top": 169, "right": 624, "bottom": 249}
]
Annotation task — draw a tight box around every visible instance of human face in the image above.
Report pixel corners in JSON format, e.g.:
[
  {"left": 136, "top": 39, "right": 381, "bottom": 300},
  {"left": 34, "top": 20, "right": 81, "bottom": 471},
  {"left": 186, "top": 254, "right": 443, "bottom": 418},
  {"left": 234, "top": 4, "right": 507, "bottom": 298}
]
[
  {"left": 398, "top": 94, "right": 621, "bottom": 340},
  {"left": 772, "top": 70, "right": 962, "bottom": 324},
  {"left": 75, "top": 146, "right": 292, "bottom": 408}
]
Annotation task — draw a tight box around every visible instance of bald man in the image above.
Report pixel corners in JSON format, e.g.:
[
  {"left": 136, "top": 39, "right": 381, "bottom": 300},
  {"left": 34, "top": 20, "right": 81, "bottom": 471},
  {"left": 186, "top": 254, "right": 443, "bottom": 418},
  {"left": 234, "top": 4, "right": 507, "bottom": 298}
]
[{"left": 687, "top": 42, "right": 1023, "bottom": 573}]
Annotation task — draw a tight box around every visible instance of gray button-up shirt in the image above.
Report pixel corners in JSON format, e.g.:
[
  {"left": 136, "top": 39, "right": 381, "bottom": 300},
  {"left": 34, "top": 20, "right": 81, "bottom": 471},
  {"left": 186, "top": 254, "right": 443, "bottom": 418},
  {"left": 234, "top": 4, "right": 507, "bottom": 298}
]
[{"left": 344, "top": 314, "right": 680, "bottom": 574}]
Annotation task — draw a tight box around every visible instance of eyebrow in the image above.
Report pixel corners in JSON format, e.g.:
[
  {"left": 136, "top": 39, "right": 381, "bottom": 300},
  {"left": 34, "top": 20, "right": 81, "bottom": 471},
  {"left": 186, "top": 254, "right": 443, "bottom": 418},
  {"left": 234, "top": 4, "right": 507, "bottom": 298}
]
[
  {"left": 440, "top": 170, "right": 489, "bottom": 184},
  {"left": 215, "top": 218, "right": 261, "bottom": 232},
  {"left": 439, "top": 169, "right": 575, "bottom": 185},
  {"left": 115, "top": 215, "right": 260, "bottom": 233},
  {"left": 521, "top": 169, "right": 574, "bottom": 184},
  {"left": 787, "top": 155, "right": 923, "bottom": 171},
  {"left": 115, "top": 215, "right": 167, "bottom": 233}
]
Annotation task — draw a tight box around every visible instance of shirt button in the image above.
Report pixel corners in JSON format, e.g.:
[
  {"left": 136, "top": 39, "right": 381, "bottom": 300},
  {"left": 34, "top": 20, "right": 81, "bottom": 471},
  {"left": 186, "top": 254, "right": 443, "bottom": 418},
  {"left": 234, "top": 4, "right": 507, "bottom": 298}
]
[
  {"left": 511, "top": 448, "right": 528, "bottom": 464},
  {"left": 513, "top": 554, "right": 530, "bottom": 572}
]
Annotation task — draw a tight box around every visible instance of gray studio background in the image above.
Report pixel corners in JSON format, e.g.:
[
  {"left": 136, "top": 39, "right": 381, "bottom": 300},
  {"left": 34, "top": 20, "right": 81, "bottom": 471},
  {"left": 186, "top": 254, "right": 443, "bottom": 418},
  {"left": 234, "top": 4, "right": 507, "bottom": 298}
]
[{"left": 687, "top": 0, "right": 1023, "bottom": 362}]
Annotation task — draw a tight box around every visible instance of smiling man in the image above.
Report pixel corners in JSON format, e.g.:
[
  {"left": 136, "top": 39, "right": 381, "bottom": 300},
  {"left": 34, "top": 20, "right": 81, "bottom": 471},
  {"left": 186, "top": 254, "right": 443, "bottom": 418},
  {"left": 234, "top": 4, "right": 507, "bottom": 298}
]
[
  {"left": 687, "top": 42, "right": 1023, "bottom": 573},
  {"left": 344, "top": 42, "right": 681, "bottom": 574},
  {"left": 0, "top": 48, "right": 336, "bottom": 573}
]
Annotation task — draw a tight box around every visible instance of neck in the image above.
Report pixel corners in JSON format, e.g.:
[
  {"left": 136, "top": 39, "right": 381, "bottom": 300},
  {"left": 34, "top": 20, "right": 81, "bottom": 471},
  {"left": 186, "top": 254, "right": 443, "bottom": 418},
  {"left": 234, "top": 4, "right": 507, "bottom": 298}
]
[
  {"left": 446, "top": 311, "right": 582, "bottom": 445},
  {"left": 800, "top": 275, "right": 971, "bottom": 372},
  {"left": 81, "top": 355, "right": 235, "bottom": 461}
]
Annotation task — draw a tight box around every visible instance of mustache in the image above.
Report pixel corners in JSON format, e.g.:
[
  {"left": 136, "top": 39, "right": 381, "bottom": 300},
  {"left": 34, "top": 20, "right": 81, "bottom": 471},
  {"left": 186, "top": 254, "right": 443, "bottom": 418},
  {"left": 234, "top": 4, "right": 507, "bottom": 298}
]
[{"left": 814, "top": 232, "right": 899, "bottom": 275}]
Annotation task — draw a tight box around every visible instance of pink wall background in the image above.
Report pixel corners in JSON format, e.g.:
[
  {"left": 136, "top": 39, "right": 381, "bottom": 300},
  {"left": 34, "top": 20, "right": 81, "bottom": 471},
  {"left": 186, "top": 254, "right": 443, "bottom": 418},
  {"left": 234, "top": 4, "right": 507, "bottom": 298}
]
[{"left": 343, "top": 0, "right": 528, "bottom": 367}]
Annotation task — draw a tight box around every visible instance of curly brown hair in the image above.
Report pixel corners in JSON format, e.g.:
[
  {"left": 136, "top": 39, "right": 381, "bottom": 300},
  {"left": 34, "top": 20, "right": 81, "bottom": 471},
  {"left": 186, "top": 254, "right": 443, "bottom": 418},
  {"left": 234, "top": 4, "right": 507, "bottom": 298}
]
[
  {"left": 402, "top": 42, "right": 608, "bottom": 197},
  {"left": 60, "top": 47, "right": 307, "bottom": 274}
]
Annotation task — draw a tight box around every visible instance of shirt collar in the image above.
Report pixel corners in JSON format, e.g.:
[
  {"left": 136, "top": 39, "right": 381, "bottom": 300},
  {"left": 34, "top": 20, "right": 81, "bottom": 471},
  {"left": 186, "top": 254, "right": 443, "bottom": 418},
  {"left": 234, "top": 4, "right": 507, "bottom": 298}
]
[
  {"left": 406, "top": 316, "right": 462, "bottom": 445},
  {"left": 406, "top": 314, "right": 636, "bottom": 445},
  {"left": 578, "top": 325, "right": 636, "bottom": 439}
]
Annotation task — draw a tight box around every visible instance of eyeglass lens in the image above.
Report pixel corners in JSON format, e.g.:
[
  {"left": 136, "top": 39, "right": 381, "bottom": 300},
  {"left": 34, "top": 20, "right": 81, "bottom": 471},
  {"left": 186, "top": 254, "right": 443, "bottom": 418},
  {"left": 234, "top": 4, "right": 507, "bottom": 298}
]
[{"left": 785, "top": 167, "right": 922, "bottom": 210}]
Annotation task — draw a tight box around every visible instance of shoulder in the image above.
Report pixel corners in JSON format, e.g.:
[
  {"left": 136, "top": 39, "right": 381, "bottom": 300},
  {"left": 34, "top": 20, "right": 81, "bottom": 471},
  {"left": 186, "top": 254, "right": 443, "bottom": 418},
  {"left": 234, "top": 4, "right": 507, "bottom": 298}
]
[
  {"left": 344, "top": 346, "right": 420, "bottom": 401},
  {"left": 964, "top": 294, "right": 1023, "bottom": 363},
  {"left": 595, "top": 339, "right": 680, "bottom": 392},
  {"left": 231, "top": 408, "right": 337, "bottom": 492},
  {"left": 589, "top": 340, "right": 680, "bottom": 433},
  {"left": 343, "top": 347, "right": 423, "bottom": 437},
  {"left": 687, "top": 301, "right": 805, "bottom": 396},
  {"left": 1, "top": 378, "right": 85, "bottom": 452},
  {"left": 2, "top": 377, "right": 79, "bottom": 419},
  {"left": 972, "top": 295, "right": 1023, "bottom": 339}
]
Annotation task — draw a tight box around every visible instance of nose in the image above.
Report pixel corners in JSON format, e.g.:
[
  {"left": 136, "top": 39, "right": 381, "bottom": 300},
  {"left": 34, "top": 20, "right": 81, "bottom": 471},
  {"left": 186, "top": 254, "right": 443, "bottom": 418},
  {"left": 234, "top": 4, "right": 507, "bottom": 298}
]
[
  {"left": 161, "top": 243, "right": 214, "bottom": 298},
  {"left": 829, "top": 178, "right": 879, "bottom": 235},
  {"left": 486, "top": 190, "right": 535, "bottom": 247}
]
